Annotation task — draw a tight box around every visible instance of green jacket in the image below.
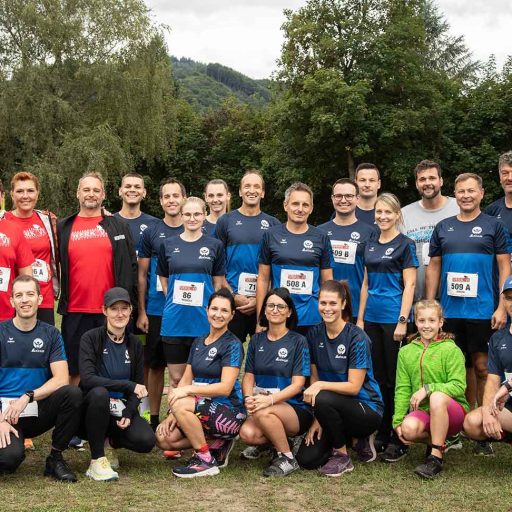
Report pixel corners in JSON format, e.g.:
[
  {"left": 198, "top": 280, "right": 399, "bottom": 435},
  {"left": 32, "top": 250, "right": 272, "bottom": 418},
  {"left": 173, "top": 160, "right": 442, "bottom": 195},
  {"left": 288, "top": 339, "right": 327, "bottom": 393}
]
[{"left": 392, "top": 337, "right": 469, "bottom": 428}]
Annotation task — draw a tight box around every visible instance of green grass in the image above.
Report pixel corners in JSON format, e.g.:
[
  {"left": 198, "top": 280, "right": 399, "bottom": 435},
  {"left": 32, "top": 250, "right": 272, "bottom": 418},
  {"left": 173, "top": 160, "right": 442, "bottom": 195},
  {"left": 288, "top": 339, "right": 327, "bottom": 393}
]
[{"left": 3, "top": 436, "right": 512, "bottom": 512}]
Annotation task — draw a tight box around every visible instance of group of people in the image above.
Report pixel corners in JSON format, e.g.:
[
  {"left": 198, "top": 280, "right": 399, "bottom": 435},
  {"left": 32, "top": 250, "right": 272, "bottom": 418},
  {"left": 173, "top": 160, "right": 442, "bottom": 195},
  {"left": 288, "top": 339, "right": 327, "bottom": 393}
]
[{"left": 1, "top": 152, "right": 512, "bottom": 482}]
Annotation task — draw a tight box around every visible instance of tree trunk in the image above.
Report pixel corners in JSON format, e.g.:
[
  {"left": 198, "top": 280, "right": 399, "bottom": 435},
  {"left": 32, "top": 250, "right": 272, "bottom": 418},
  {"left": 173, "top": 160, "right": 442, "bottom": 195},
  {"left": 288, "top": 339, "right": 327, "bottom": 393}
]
[{"left": 347, "top": 149, "right": 355, "bottom": 179}]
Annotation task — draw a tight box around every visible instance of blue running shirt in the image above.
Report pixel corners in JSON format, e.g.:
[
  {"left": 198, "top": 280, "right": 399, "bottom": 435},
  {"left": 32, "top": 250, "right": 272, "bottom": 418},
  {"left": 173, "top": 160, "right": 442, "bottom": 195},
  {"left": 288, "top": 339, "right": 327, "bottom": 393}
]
[
  {"left": 0, "top": 320, "right": 66, "bottom": 398},
  {"left": 202, "top": 220, "right": 217, "bottom": 236},
  {"left": 307, "top": 323, "right": 383, "bottom": 415},
  {"left": 355, "top": 207, "right": 376, "bottom": 226},
  {"left": 245, "top": 330, "right": 311, "bottom": 409},
  {"left": 429, "top": 213, "right": 509, "bottom": 320},
  {"left": 364, "top": 233, "right": 418, "bottom": 323},
  {"left": 114, "top": 212, "right": 158, "bottom": 256},
  {"left": 215, "top": 210, "right": 280, "bottom": 295},
  {"left": 99, "top": 336, "right": 132, "bottom": 399},
  {"left": 138, "top": 220, "right": 184, "bottom": 316},
  {"left": 485, "top": 197, "right": 512, "bottom": 241},
  {"left": 187, "top": 331, "right": 244, "bottom": 408},
  {"left": 157, "top": 235, "right": 225, "bottom": 337},
  {"left": 259, "top": 224, "right": 332, "bottom": 326},
  {"left": 317, "top": 220, "right": 377, "bottom": 315}
]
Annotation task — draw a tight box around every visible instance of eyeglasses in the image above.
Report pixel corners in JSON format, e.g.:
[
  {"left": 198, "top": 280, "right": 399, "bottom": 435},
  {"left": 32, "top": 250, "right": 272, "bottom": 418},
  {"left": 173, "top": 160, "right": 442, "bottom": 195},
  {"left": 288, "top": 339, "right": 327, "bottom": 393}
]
[
  {"left": 266, "top": 303, "right": 288, "bottom": 311},
  {"left": 181, "top": 212, "right": 205, "bottom": 219},
  {"left": 332, "top": 194, "right": 356, "bottom": 201}
]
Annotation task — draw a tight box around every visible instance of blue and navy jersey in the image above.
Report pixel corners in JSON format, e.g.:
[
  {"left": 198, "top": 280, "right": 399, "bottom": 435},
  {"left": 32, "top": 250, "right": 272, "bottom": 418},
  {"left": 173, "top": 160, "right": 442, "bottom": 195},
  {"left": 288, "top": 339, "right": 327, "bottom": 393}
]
[
  {"left": 99, "top": 336, "right": 132, "bottom": 399},
  {"left": 356, "top": 207, "right": 376, "bottom": 226},
  {"left": 245, "top": 330, "right": 311, "bottom": 409},
  {"left": 488, "top": 328, "right": 512, "bottom": 381},
  {"left": 215, "top": 210, "right": 280, "bottom": 295},
  {"left": 202, "top": 220, "right": 217, "bottom": 236},
  {"left": 113, "top": 212, "right": 158, "bottom": 255},
  {"left": 0, "top": 320, "right": 66, "bottom": 398},
  {"left": 429, "top": 213, "right": 509, "bottom": 320},
  {"left": 259, "top": 224, "right": 332, "bottom": 326},
  {"left": 307, "top": 323, "right": 384, "bottom": 415},
  {"left": 317, "top": 220, "right": 377, "bottom": 315},
  {"left": 138, "top": 220, "right": 184, "bottom": 316},
  {"left": 157, "top": 235, "right": 225, "bottom": 337},
  {"left": 485, "top": 197, "right": 512, "bottom": 241},
  {"left": 364, "top": 233, "right": 418, "bottom": 323},
  {"left": 187, "top": 331, "right": 244, "bottom": 409}
]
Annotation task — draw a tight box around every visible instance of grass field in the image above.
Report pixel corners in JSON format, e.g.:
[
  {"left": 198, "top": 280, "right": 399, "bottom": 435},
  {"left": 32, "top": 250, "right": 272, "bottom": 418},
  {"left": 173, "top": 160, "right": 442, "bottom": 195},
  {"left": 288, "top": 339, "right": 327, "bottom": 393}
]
[{"left": 3, "top": 434, "right": 512, "bottom": 512}]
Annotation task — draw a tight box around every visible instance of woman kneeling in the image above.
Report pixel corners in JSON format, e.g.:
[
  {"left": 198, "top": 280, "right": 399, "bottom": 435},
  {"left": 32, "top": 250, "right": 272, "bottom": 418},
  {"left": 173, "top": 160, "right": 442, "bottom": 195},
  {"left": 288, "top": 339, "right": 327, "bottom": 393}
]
[
  {"left": 393, "top": 300, "right": 469, "bottom": 478},
  {"left": 156, "top": 289, "right": 246, "bottom": 478}
]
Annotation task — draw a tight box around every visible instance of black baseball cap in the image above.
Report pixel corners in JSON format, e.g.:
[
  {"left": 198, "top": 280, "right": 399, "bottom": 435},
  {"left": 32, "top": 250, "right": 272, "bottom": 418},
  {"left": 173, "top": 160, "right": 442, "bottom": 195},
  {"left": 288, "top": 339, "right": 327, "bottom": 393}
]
[{"left": 103, "top": 287, "right": 131, "bottom": 307}]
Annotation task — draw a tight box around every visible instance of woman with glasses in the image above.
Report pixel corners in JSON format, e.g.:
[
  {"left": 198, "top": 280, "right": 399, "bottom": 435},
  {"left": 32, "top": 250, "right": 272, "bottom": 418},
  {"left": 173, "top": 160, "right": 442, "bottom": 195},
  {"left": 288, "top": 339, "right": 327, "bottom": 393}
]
[
  {"left": 239, "top": 287, "right": 312, "bottom": 477},
  {"left": 157, "top": 197, "right": 226, "bottom": 388}
]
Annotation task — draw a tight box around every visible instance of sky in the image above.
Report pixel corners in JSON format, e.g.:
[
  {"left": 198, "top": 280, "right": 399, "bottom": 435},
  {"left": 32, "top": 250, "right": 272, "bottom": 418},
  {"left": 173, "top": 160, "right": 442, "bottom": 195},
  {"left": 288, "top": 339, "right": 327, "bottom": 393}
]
[{"left": 146, "top": 0, "right": 512, "bottom": 79}]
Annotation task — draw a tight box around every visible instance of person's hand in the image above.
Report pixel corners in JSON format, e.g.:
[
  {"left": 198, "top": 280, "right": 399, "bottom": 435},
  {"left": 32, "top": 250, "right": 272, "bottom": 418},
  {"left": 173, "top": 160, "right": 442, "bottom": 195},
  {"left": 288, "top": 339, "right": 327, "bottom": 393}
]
[
  {"left": 133, "top": 384, "right": 148, "bottom": 399},
  {"left": 303, "top": 382, "right": 323, "bottom": 407},
  {"left": 395, "top": 425, "right": 412, "bottom": 445},
  {"left": 356, "top": 319, "right": 365, "bottom": 330},
  {"left": 168, "top": 387, "right": 189, "bottom": 408},
  {"left": 234, "top": 294, "right": 249, "bottom": 307},
  {"left": 304, "top": 420, "right": 322, "bottom": 446},
  {"left": 409, "top": 387, "right": 427, "bottom": 411},
  {"left": 156, "top": 414, "right": 177, "bottom": 437},
  {"left": 116, "top": 417, "right": 131, "bottom": 429},
  {"left": 255, "top": 324, "right": 267, "bottom": 333},
  {"left": 3, "top": 395, "right": 30, "bottom": 425},
  {"left": 136, "top": 312, "right": 149, "bottom": 333},
  {"left": 491, "top": 308, "right": 507, "bottom": 330},
  {"left": 236, "top": 296, "right": 256, "bottom": 315},
  {"left": 393, "top": 322, "right": 407, "bottom": 342},
  {"left": 491, "top": 384, "right": 511, "bottom": 414},
  {"left": 0, "top": 421, "right": 18, "bottom": 448},
  {"left": 482, "top": 406, "right": 503, "bottom": 440},
  {"left": 246, "top": 394, "right": 272, "bottom": 414}
]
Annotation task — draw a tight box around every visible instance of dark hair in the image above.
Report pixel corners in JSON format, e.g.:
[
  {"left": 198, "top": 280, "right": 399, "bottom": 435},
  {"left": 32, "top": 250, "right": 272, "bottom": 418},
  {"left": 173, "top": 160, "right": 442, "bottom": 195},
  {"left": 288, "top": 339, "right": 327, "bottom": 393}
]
[
  {"left": 319, "top": 280, "right": 353, "bottom": 322},
  {"left": 259, "top": 288, "right": 298, "bottom": 329},
  {"left": 414, "top": 160, "right": 442, "bottom": 179},
  {"left": 207, "top": 287, "right": 236, "bottom": 312},
  {"left": 12, "top": 275, "right": 41, "bottom": 296},
  {"left": 159, "top": 177, "right": 186, "bottom": 198},
  {"left": 121, "top": 172, "right": 145, "bottom": 186},
  {"left": 332, "top": 178, "right": 359, "bottom": 195},
  {"left": 355, "top": 163, "right": 380, "bottom": 179}
]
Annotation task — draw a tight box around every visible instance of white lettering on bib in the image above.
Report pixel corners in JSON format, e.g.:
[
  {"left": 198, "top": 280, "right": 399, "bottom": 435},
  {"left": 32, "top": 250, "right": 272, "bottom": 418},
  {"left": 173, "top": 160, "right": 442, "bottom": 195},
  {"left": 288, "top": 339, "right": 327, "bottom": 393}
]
[
  {"left": 330, "top": 240, "right": 357, "bottom": 265},
  {"left": 32, "top": 259, "right": 50, "bottom": 283},
  {"left": 109, "top": 398, "right": 126, "bottom": 418},
  {"left": 172, "top": 280, "right": 204, "bottom": 307},
  {"left": 0, "top": 267, "right": 11, "bottom": 292},
  {"left": 238, "top": 272, "right": 257, "bottom": 297},
  {"left": 447, "top": 272, "right": 478, "bottom": 298},
  {"left": 422, "top": 243, "right": 430, "bottom": 266},
  {"left": 1, "top": 397, "right": 38, "bottom": 417},
  {"left": 281, "top": 269, "right": 313, "bottom": 295}
]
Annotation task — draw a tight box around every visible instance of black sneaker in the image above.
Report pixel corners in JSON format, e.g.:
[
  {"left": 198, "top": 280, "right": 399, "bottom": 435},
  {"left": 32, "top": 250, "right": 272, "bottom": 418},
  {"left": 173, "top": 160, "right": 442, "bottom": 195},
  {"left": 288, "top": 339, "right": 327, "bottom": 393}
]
[
  {"left": 380, "top": 442, "right": 408, "bottom": 463},
  {"left": 210, "top": 439, "right": 235, "bottom": 469},
  {"left": 262, "top": 454, "right": 300, "bottom": 477},
  {"left": 473, "top": 440, "right": 494, "bottom": 456},
  {"left": 415, "top": 455, "right": 443, "bottom": 479},
  {"left": 44, "top": 454, "right": 77, "bottom": 482},
  {"left": 374, "top": 435, "right": 389, "bottom": 454}
]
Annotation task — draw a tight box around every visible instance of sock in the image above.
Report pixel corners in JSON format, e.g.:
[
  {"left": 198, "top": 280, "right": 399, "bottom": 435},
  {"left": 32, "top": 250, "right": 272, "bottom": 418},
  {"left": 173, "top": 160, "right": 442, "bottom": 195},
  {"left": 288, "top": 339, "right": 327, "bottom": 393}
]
[
  {"left": 196, "top": 445, "right": 213, "bottom": 463},
  {"left": 150, "top": 415, "right": 159, "bottom": 431}
]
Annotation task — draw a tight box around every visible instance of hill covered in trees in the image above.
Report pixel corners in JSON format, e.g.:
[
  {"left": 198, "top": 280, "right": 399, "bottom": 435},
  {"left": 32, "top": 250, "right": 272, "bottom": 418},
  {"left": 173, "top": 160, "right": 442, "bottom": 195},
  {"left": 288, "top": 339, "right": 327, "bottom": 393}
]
[{"left": 171, "top": 57, "right": 271, "bottom": 111}]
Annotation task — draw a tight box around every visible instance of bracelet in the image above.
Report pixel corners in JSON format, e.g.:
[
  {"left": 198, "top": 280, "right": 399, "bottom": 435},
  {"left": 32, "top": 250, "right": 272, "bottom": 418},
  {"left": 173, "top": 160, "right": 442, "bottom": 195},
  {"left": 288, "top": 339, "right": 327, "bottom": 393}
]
[{"left": 504, "top": 380, "right": 512, "bottom": 393}]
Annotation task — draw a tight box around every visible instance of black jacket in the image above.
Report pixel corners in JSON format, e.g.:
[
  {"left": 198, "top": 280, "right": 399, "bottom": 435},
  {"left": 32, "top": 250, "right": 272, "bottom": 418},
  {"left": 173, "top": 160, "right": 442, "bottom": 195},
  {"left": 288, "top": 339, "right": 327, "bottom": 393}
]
[
  {"left": 79, "top": 326, "right": 144, "bottom": 419},
  {"left": 57, "top": 213, "right": 137, "bottom": 314}
]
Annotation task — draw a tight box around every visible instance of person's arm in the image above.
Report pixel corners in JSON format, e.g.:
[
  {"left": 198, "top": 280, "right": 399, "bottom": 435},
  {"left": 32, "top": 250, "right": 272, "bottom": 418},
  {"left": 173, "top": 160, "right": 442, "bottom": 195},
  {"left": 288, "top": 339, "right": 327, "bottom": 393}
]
[
  {"left": 255, "top": 263, "right": 271, "bottom": 326},
  {"left": 394, "top": 267, "right": 416, "bottom": 341},
  {"left": 356, "top": 269, "right": 368, "bottom": 328},
  {"left": 136, "top": 257, "right": 150, "bottom": 333},
  {"left": 392, "top": 350, "right": 412, "bottom": 430},
  {"left": 320, "top": 268, "right": 333, "bottom": 283},
  {"left": 492, "top": 253, "right": 511, "bottom": 329},
  {"left": 156, "top": 242, "right": 169, "bottom": 296},
  {"left": 122, "top": 341, "right": 146, "bottom": 420},
  {"left": 481, "top": 373, "right": 503, "bottom": 439},
  {"left": 213, "top": 275, "right": 224, "bottom": 291},
  {"left": 427, "top": 345, "right": 467, "bottom": 398},
  {"left": 425, "top": 256, "right": 441, "bottom": 300}
]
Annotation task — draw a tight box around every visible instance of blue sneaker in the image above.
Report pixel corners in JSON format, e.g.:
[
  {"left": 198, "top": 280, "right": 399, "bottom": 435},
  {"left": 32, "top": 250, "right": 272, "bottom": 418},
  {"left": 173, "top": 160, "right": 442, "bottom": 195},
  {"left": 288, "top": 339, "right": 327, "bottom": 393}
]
[
  {"left": 68, "top": 436, "right": 86, "bottom": 451},
  {"left": 172, "top": 454, "right": 220, "bottom": 478}
]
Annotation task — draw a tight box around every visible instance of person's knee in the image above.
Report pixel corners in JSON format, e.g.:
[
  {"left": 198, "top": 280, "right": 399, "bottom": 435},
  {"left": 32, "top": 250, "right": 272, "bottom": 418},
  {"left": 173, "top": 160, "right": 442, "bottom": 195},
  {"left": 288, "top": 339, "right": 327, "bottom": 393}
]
[
  {"left": 0, "top": 443, "right": 25, "bottom": 474},
  {"left": 401, "top": 418, "right": 422, "bottom": 441},
  {"left": 472, "top": 355, "right": 488, "bottom": 378},
  {"left": 239, "top": 423, "right": 258, "bottom": 445},
  {"left": 429, "top": 391, "right": 450, "bottom": 411},
  {"left": 463, "top": 409, "right": 483, "bottom": 437},
  {"left": 61, "top": 384, "right": 83, "bottom": 407},
  {"left": 86, "top": 387, "right": 110, "bottom": 408},
  {"left": 135, "top": 428, "right": 156, "bottom": 453}
]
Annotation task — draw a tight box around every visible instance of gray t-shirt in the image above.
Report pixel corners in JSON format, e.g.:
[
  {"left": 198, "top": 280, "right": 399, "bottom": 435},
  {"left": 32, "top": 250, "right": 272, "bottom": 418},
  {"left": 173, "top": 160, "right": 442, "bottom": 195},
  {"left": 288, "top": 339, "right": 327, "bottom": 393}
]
[{"left": 401, "top": 197, "right": 459, "bottom": 301}]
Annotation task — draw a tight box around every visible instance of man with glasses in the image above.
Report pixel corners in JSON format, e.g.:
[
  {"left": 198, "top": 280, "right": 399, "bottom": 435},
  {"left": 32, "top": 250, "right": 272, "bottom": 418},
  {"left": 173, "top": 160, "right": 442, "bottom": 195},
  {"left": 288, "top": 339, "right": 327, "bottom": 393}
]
[{"left": 318, "top": 179, "right": 377, "bottom": 319}]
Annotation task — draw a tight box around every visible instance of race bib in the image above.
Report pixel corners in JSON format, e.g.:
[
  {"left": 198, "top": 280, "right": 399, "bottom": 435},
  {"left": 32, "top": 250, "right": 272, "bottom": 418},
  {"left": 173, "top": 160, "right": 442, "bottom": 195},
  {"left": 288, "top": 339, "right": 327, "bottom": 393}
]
[
  {"left": 109, "top": 398, "right": 126, "bottom": 418},
  {"left": 32, "top": 259, "right": 50, "bottom": 283},
  {"left": 280, "top": 269, "right": 313, "bottom": 295},
  {"left": 0, "top": 397, "right": 38, "bottom": 417},
  {"left": 0, "top": 267, "right": 11, "bottom": 292},
  {"left": 156, "top": 276, "right": 163, "bottom": 292},
  {"left": 172, "top": 280, "right": 204, "bottom": 307},
  {"left": 253, "top": 386, "right": 280, "bottom": 395},
  {"left": 447, "top": 272, "right": 478, "bottom": 298},
  {"left": 330, "top": 240, "right": 357, "bottom": 265},
  {"left": 238, "top": 272, "right": 257, "bottom": 297},
  {"left": 422, "top": 243, "right": 430, "bottom": 266}
]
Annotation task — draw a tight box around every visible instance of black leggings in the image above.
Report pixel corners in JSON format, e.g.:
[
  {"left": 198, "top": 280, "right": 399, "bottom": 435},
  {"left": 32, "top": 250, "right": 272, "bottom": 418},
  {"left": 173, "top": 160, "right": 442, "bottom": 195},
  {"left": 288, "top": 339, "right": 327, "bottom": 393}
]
[
  {"left": 0, "top": 385, "right": 83, "bottom": 474},
  {"left": 80, "top": 387, "right": 155, "bottom": 459},
  {"left": 296, "top": 391, "right": 382, "bottom": 470}
]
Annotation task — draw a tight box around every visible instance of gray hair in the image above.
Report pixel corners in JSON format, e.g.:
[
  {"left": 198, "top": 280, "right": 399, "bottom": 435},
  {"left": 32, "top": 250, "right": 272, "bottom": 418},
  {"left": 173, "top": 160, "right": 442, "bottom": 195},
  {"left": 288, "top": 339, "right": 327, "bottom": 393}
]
[
  {"left": 499, "top": 151, "right": 512, "bottom": 172},
  {"left": 284, "top": 182, "right": 313, "bottom": 204}
]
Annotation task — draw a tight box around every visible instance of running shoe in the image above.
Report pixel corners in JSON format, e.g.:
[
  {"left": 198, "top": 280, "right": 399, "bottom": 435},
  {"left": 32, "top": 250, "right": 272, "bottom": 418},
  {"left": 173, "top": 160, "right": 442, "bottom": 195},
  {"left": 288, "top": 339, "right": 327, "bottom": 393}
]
[
  {"left": 86, "top": 457, "right": 119, "bottom": 481},
  {"left": 24, "top": 438, "right": 35, "bottom": 451},
  {"left": 240, "top": 444, "right": 272, "bottom": 460},
  {"left": 105, "top": 446, "right": 120, "bottom": 470},
  {"left": 172, "top": 454, "right": 220, "bottom": 478},
  {"left": 210, "top": 439, "right": 235, "bottom": 469},
  {"left": 374, "top": 435, "right": 389, "bottom": 454},
  {"left": 353, "top": 432, "right": 377, "bottom": 463},
  {"left": 44, "top": 453, "right": 77, "bottom": 482},
  {"left": 380, "top": 442, "right": 409, "bottom": 463},
  {"left": 288, "top": 435, "right": 305, "bottom": 457},
  {"left": 414, "top": 455, "right": 443, "bottom": 479},
  {"left": 163, "top": 450, "right": 182, "bottom": 460},
  {"left": 445, "top": 433, "right": 463, "bottom": 452},
  {"left": 141, "top": 410, "right": 151, "bottom": 423},
  {"left": 262, "top": 454, "right": 300, "bottom": 477},
  {"left": 318, "top": 451, "right": 354, "bottom": 477},
  {"left": 474, "top": 440, "right": 494, "bottom": 456},
  {"left": 68, "top": 436, "right": 87, "bottom": 451}
]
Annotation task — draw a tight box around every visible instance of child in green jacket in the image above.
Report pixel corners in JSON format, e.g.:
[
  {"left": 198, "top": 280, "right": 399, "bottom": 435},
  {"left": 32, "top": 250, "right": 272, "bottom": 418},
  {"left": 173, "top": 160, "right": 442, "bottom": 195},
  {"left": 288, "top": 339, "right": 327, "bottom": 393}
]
[{"left": 392, "top": 299, "right": 469, "bottom": 479}]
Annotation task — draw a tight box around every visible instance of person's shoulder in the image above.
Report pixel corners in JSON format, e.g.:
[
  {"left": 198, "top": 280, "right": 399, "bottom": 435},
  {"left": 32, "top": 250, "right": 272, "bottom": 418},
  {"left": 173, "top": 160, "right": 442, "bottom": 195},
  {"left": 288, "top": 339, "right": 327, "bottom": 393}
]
[
  {"left": 285, "top": 330, "right": 308, "bottom": 345},
  {"left": 489, "top": 327, "right": 510, "bottom": 348},
  {"left": 345, "top": 322, "right": 369, "bottom": 341},
  {"left": 316, "top": 220, "right": 333, "bottom": 231},
  {"left": 401, "top": 200, "right": 421, "bottom": 215},
  {"left": 260, "top": 211, "right": 280, "bottom": 225},
  {"left": 485, "top": 196, "right": 505, "bottom": 213}
]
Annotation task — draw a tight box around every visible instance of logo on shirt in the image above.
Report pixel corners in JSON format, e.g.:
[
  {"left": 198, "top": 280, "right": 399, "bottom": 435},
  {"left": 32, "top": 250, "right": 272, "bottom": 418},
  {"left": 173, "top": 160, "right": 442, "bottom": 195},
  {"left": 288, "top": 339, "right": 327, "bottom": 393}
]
[
  {"left": 103, "top": 348, "right": 108, "bottom": 355},
  {"left": 448, "top": 226, "right": 454, "bottom": 232},
  {"left": 470, "top": 226, "right": 483, "bottom": 238},
  {"left": 258, "top": 345, "right": 264, "bottom": 352},
  {"left": 236, "top": 220, "right": 243, "bottom": 226},
  {"left": 125, "top": 350, "right": 131, "bottom": 364},
  {"left": 302, "top": 239, "right": 314, "bottom": 253},
  {"left": 382, "top": 247, "right": 395, "bottom": 259},
  {"left": 23, "top": 224, "right": 46, "bottom": 240},
  {"left": 351, "top": 232, "right": 360, "bottom": 241},
  {"left": 0, "top": 232, "right": 11, "bottom": 248},
  {"left": 276, "top": 347, "right": 289, "bottom": 362},
  {"left": 369, "top": 246, "right": 375, "bottom": 252},
  {"left": 207, "top": 347, "right": 218, "bottom": 360},
  {"left": 261, "top": 220, "right": 270, "bottom": 229},
  {"left": 140, "top": 224, "right": 148, "bottom": 232},
  {"left": 336, "top": 344, "right": 346, "bottom": 359},
  {"left": 71, "top": 225, "right": 109, "bottom": 241},
  {"left": 32, "top": 338, "right": 45, "bottom": 353},
  {"left": 7, "top": 337, "right": 14, "bottom": 343},
  {"left": 173, "top": 247, "right": 180, "bottom": 253},
  {"left": 159, "top": 232, "right": 166, "bottom": 238},
  {"left": 199, "top": 246, "right": 212, "bottom": 260}
]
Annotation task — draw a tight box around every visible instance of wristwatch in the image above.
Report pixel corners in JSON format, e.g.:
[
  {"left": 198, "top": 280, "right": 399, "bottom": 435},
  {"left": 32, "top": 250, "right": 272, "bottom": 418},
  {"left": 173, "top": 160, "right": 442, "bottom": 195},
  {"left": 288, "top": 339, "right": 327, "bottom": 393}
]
[
  {"left": 24, "top": 391, "right": 35, "bottom": 403},
  {"left": 398, "top": 315, "right": 407, "bottom": 324},
  {"left": 504, "top": 380, "right": 512, "bottom": 393}
]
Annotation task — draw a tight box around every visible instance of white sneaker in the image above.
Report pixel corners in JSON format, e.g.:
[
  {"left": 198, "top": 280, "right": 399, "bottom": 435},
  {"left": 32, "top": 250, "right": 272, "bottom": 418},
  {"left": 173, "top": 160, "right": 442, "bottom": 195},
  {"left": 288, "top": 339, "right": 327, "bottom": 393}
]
[{"left": 86, "top": 457, "right": 119, "bottom": 481}]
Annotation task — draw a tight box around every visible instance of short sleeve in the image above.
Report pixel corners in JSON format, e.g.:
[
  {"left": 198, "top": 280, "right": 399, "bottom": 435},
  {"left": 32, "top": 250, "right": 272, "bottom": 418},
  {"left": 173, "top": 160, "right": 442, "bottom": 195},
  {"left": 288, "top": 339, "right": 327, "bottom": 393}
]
[
  {"left": 488, "top": 333, "right": 504, "bottom": 377},
  {"left": 49, "top": 330, "right": 67, "bottom": 363},
  {"left": 258, "top": 232, "right": 272, "bottom": 265},
  {"left": 215, "top": 216, "right": 228, "bottom": 245},
  {"left": 401, "top": 239, "right": 419, "bottom": 269},
  {"left": 244, "top": 337, "right": 256, "bottom": 374},
  {"left": 156, "top": 241, "right": 167, "bottom": 277},
  {"left": 320, "top": 233, "right": 332, "bottom": 270},
  {"left": 220, "top": 340, "right": 244, "bottom": 369},
  {"left": 494, "top": 220, "right": 511, "bottom": 255},
  {"left": 292, "top": 336, "right": 311, "bottom": 377},
  {"left": 429, "top": 224, "right": 442, "bottom": 258},
  {"left": 212, "top": 241, "right": 226, "bottom": 276},
  {"left": 348, "top": 333, "right": 371, "bottom": 370},
  {"left": 138, "top": 226, "right": 152, "bottom": 258}
]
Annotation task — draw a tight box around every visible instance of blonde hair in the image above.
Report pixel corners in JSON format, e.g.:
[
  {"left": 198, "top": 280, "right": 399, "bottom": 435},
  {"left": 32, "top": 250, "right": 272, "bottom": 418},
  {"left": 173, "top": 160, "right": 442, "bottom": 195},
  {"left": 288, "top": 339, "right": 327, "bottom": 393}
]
[
  {"left": 180, "top": 196, "right": 207, "bottom": 215},
  {"left": 409, "top": 299, "right": 453, "bottom": 341},
  {"left": 375, "top": 192, "right": 403, "bottom": 226}
]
